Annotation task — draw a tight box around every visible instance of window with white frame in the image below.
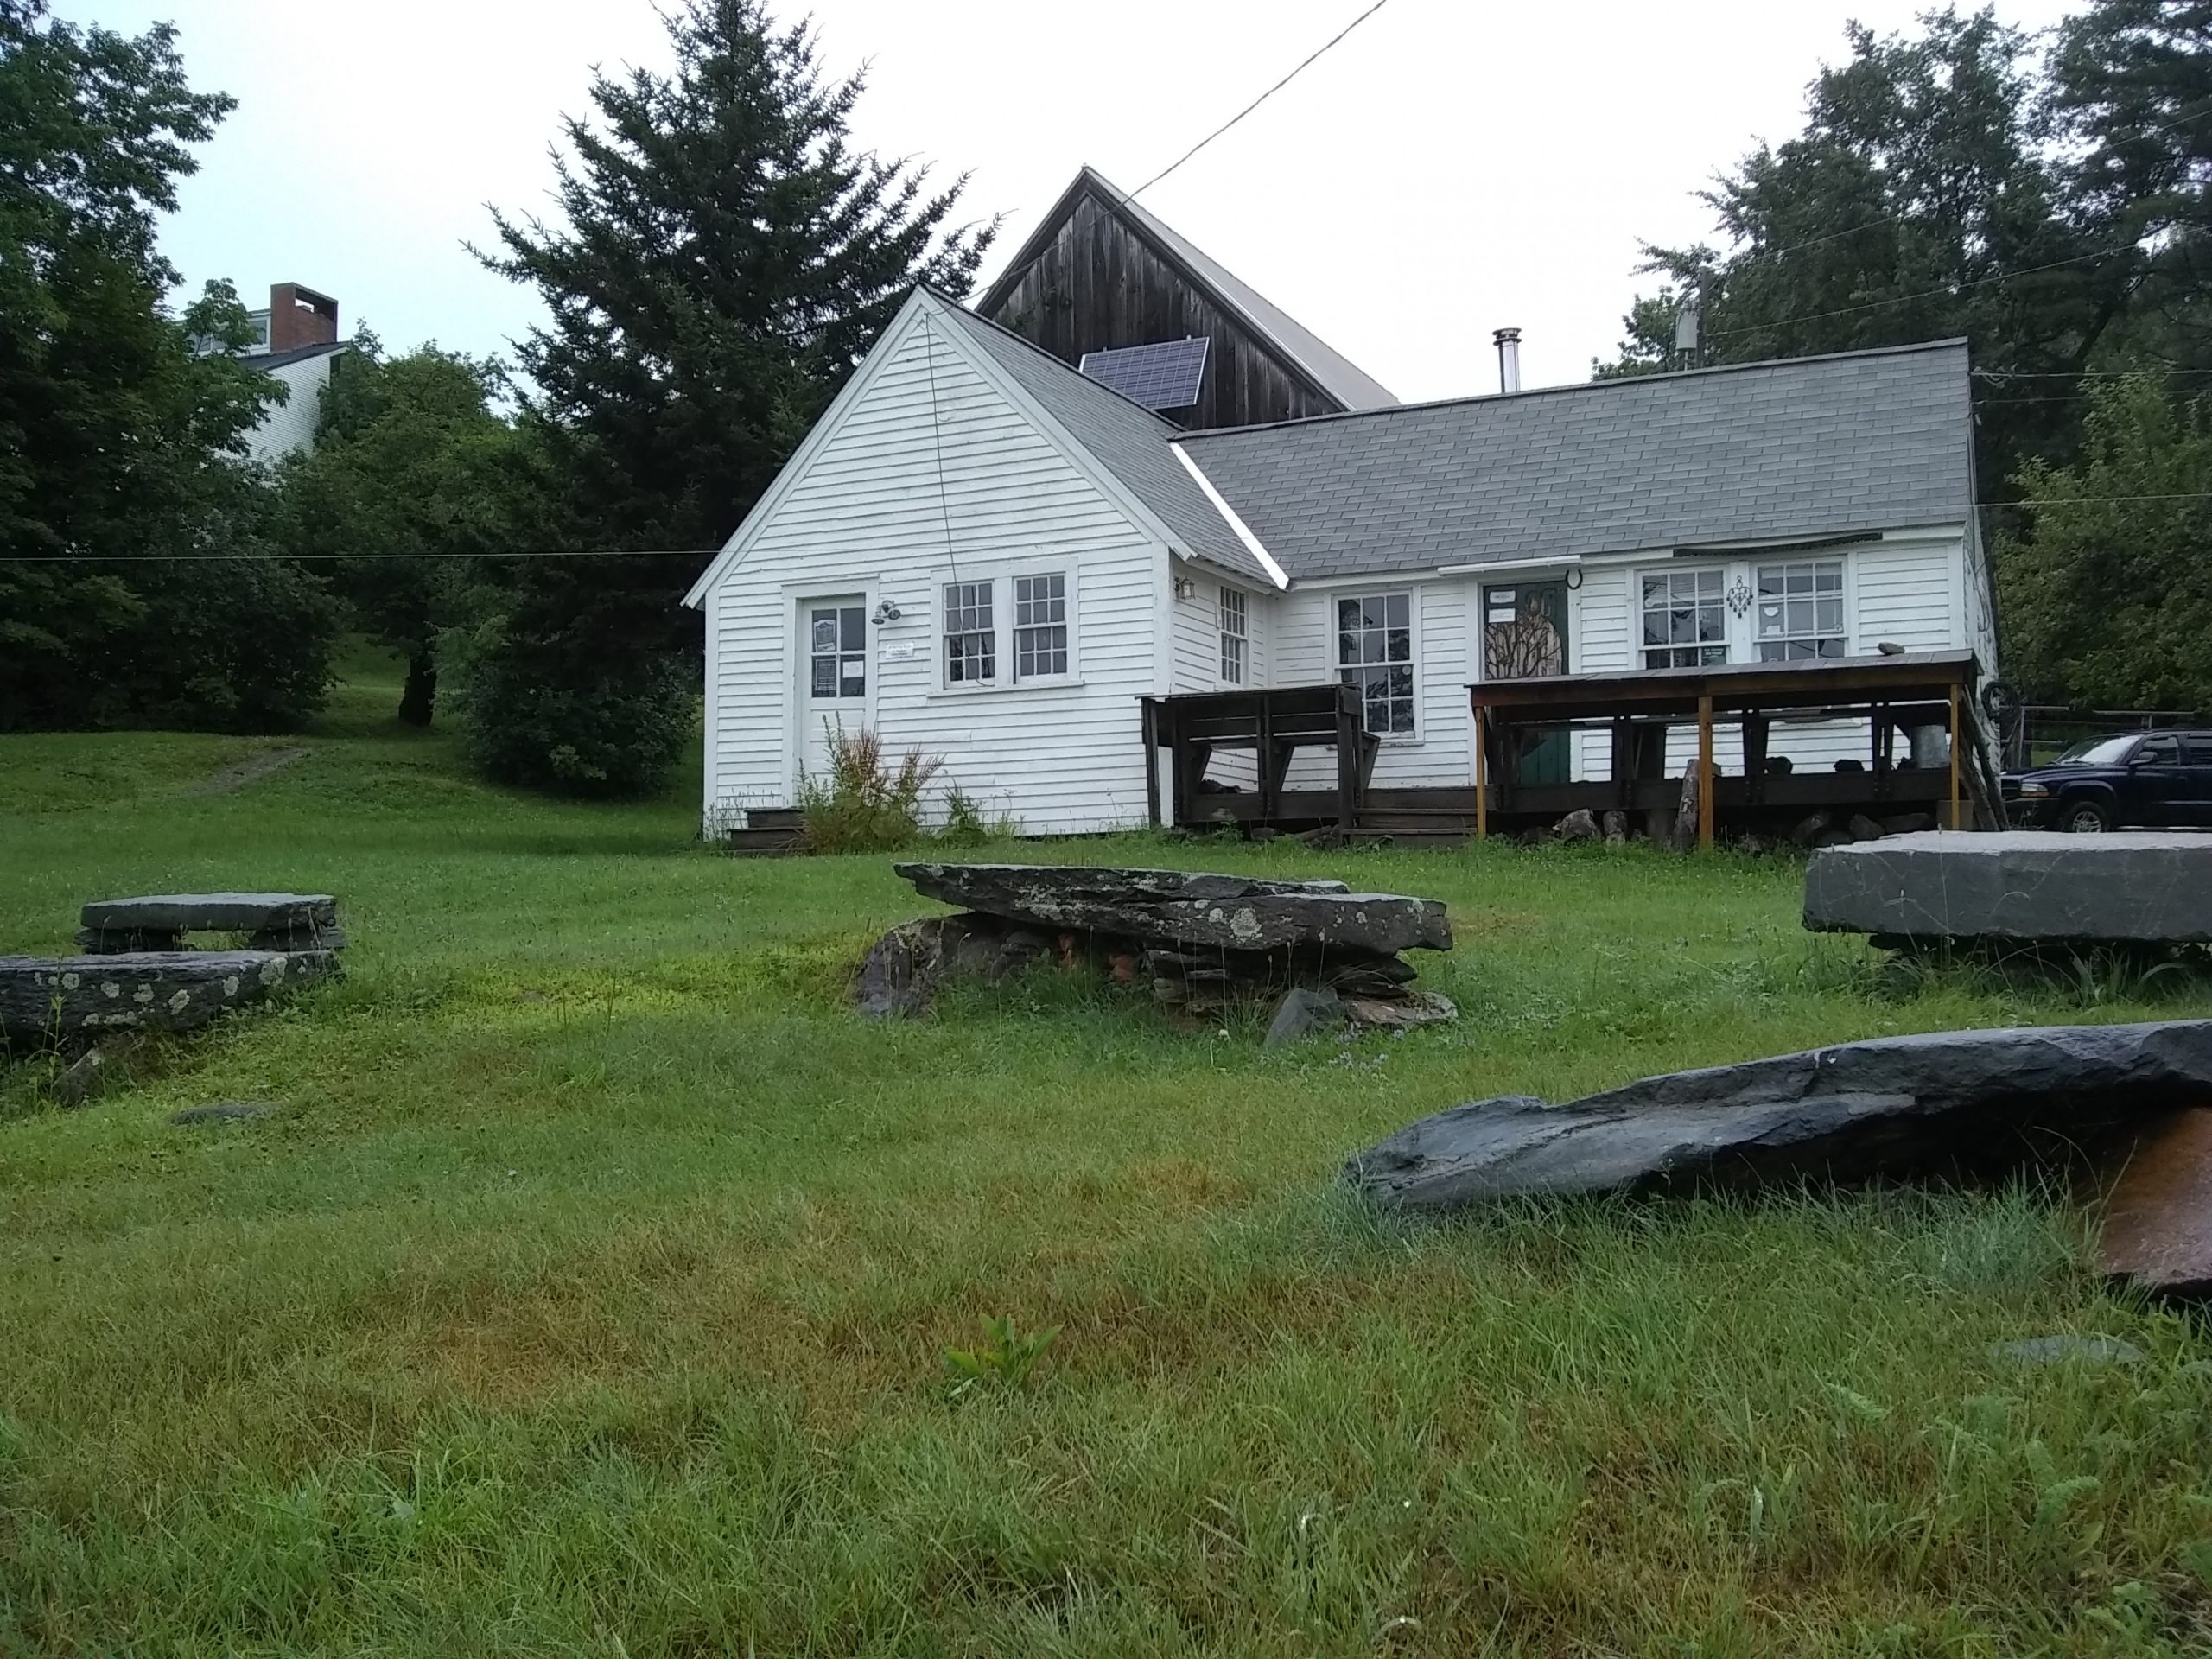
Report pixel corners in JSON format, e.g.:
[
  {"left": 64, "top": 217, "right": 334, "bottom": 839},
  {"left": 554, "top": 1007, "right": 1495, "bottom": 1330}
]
[
  {"left": 1754, "top": 559, "right": 1846, "bottom": 660},
  {"left": 1641, "top": 569, "right": 1728, "bottom": 669},
  {"left": 1337, "top": 590, "right": 1416, "bottom": 735},
  {"left": 941, "top": 570, "right": 1073, "bottom": 688},
  {"left": 944, "top": 580, "right": 995, "bottom": 684},
  {"left": 1218, "top": 586, "right": 1247, "bottom": 683},
  {"left": 1014, "top": 573, "right": 1068, "bottom": 679}
]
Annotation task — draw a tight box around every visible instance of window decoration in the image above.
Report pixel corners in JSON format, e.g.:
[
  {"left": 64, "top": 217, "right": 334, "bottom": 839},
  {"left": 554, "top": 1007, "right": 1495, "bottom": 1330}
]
[
  {"left": 1754, "top": 560, "right": 1846, "bottom": 660},
  {"left": 1218, "top": 587, "right": 1248, "bottom": 684},
  {"left": 1641, "top": 569, "right": 1727, "bottom": 669},
  {"left": 1013, "top": 573, "right": 1068, "bottom": 680},
  {"left": 1337, "top": 591, "right": 1415, "bottom": 735},
  {"left": 944, "top": 581, "right": 995, "bottom": 684}
]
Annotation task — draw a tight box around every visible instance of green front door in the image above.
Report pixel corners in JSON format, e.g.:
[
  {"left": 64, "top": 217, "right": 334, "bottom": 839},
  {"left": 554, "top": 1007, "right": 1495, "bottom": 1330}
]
[{"left": 1483, "top": 580, "right": 1571, "bottom": 785}]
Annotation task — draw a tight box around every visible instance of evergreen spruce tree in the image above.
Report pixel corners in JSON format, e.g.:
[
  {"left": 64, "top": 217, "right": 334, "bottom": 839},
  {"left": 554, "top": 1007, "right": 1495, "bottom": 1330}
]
[{"left": 464, "top": 0, "right": 995, "bottom": 795}]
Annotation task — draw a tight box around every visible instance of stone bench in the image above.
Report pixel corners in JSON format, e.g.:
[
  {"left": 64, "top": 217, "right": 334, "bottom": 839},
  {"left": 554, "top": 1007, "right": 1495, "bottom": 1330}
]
[
  {"left": 77, "top": 892, "right": 344, "bottom": 955},
  {"left": 1803, "top": 831, "right": 2212, "bottom": 946},
  {"left": 0, "top": 950, "right": 337, "bottom": 1040}
]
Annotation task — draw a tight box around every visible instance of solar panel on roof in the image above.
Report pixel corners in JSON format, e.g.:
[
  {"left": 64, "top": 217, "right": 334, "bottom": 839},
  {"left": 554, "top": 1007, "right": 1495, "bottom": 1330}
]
[{"left": 1078, "top": 337, "right": 1210, "bottom": 410}]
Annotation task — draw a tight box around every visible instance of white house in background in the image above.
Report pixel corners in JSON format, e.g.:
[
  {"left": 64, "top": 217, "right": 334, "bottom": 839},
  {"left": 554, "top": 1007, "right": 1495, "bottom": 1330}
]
[
  {"left": 232, "top": 283, "right": 350, "bottom": 462},
  {"left": 683, "top": 283, "right": 1991, "bottom": 836}
]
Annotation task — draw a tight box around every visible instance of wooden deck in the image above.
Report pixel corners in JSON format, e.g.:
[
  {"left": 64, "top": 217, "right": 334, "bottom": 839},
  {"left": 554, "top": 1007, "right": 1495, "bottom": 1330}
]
[{"left": 1148, "top": 652, "right": 1999, "bottom": 848}]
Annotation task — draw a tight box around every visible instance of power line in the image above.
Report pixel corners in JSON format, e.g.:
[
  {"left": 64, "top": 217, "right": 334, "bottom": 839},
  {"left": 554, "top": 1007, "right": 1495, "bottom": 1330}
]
[
  {"left": 1131, "top": 0, "right": 1394, "bottom": 198},
  {"left": 1707, "top": 236, "right": 2142, "bottom": 339},
  {"left": 12, "top": 550, "right": 709, "bottom": 563}
]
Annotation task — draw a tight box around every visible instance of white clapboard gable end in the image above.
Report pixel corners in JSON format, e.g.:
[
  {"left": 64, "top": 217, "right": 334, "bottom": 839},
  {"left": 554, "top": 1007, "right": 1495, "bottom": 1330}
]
[{"left": 686, "top": 288, "right": 1191, "bottom": 835}]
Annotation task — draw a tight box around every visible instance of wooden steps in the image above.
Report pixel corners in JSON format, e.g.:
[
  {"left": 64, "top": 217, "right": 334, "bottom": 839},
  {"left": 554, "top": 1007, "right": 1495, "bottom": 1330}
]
[{"left": 721, "top": 808, "right": 804, "bottom": 856}]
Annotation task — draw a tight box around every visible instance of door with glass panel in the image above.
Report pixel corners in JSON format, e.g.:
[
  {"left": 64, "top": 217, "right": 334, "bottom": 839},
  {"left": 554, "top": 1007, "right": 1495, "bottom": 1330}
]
[
  {"left": 798, "top": 595, "right": 869, "bottom": 784},
  {"left": 1483, "top": 581, "right": 1570, "bottom": 783}
]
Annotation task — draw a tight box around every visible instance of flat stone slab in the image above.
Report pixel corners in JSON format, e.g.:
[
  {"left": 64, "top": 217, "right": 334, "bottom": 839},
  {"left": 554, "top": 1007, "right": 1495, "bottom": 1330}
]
[
  {"left": 0, "top": 950, "right": 336, "bottom": 1040},
  {"left": 80, "top": 893, "right": 336, "bottom": 933},
  {"left": 1346, "top": 1020, "right": 2212, "bottom": 1211},
  {"left": 893, "top": 863, "right": 1451, "bottom": 956},
  {"left": 2096, "top": 1108, "right": 2212, "bottom": 1299},
  {"left": 1805, "top": 832, "right": 2212, "bottom": 944}
]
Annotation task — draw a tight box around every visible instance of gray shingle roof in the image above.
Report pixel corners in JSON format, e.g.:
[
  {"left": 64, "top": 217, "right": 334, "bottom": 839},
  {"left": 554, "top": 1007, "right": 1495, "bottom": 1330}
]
[
  {"left": 249, "top": 340, "right": 352, "bottom": 371},
  {"left": 932, "top": 297, "right": 1272, "bottom": 584},
  {"left": 977, "top": 168, "right": 1397, "bottom": 412},
  {"left": 1175, "top": 340, "right": 1974, "bottom": 582}
]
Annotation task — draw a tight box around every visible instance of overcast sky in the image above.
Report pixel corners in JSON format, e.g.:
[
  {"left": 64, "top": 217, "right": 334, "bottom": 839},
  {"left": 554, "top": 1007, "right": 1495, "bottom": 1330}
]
[{"left": 67, "top": 0, "right": 2082, "bottom": 402}]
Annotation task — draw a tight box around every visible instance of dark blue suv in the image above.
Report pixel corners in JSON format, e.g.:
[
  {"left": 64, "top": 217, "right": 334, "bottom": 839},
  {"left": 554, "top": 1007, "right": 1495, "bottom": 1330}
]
[{"left": 2003, "top": 731, "right": 2212, "bottom": 832}]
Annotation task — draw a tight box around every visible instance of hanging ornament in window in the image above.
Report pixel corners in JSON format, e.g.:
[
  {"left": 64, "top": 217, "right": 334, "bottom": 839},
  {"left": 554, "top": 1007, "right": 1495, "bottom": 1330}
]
[{"left": 1726, "top": 577, "right": 1754, "bottom": 617}]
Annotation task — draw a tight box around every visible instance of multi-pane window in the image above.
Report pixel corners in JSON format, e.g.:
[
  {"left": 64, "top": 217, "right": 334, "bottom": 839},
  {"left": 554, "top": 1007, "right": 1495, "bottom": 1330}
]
[
  {"left": 1013, "top": 573, "right": 1068, "bottom": 679},
  {"left": 1641, "top": 569, "right": 1727, "bottom": 669},
  {"left": 1218, "top": 586, "right": 1248, "bottom": 684},
  {"left": 1755, "top": 560, "right": 1846, "bottom": 660},
  {"left": 809, "top": 605, "right": 866, "bottom": 698},
  {"left": 944, "top": 581, "right": 995, "bottom": 684},
  {"left": 1337, "top": 591, "right": 1415, "bottom": 736}
]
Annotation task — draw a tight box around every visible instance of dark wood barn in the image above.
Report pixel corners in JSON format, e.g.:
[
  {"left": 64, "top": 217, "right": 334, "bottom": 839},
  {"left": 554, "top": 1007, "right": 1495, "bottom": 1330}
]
[{"left": 975, "top": 167, "right": 1397, "bottom": 430}]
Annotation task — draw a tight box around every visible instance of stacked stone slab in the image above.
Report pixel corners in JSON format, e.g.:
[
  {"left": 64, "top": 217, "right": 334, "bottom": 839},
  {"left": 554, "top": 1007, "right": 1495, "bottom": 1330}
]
[
  {"left": 77, "top": 892, "right": 346, "bottom": 954},
  {"left": 1, "top": 892, "right": 345, "bottom": 1048},
  {"left": 1804, "top": 831, "right": 2212, "bottom": 946},
  {"left": 861, "top": 864, "right": 1454, "bottom": 1027}
]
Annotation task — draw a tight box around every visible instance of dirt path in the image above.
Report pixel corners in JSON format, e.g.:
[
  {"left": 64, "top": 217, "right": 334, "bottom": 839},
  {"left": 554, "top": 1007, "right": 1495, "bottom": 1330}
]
[{"left": 188, "top": 746, "right": 308, "bottom": 797}]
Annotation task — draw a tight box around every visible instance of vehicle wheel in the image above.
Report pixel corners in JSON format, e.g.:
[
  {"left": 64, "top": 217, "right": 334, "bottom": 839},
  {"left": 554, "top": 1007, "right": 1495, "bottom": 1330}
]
[{"left": 2060, "top": 798, "right": 2112, "bottom": 834}]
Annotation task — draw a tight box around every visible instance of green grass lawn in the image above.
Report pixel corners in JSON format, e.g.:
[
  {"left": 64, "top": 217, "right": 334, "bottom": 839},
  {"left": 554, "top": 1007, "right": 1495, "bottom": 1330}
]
[{"left": 5, "top": 662, "right": 2212, "bottom": 1655}]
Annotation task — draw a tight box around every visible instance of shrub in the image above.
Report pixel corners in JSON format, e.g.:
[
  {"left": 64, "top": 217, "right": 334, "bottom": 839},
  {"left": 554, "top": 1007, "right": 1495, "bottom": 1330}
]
[
  {"left": 798, "top": 725, "right": 943, "bottom": 853},
  {"left": 933, "top": 785, "right": 1019, "bottom": 847},
  {"left": 443, "top": 617, "right": 695, "bottom": 798}
]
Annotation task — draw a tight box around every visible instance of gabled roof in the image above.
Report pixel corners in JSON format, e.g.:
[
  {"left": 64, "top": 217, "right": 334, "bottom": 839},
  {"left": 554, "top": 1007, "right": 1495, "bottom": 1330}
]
[
  {"left": 928, "top": 296, "right": 1276, "bottom": 585},
  {"left": 976, "top": 167, "right": 1397, "bottom": 413},
  {"left": 250, "top": 340, "right": 351, "bottom": 371},
  {"left": 1174, "top": 340, "right": 1974, "bottom": 581}
]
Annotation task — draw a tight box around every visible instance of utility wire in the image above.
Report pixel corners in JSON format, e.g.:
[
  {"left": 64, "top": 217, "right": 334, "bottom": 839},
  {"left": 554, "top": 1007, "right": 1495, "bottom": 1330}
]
[
  {"left": 1131, "top": 0, "right": 1394, "bottom": 198},
  {"left": 14, "top": 550, "right": 710, "bottom": 563}
]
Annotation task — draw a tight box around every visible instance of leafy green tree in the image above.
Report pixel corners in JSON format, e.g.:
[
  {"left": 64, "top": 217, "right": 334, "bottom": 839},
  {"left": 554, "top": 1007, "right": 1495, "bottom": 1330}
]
[
  {"left": 0, "top": 2, "right": 333, "bottom": 732},
  {"left": 2049, "top": 1, "right": 2212, "bottom": 371},
  {"left": 273, "top": 340, "right": 518, "bottom": 726},
  {"left": 1999, "top": 375, "right": 2212, "bottom": 709},
  {"left": 1599, "top": 8, "right": 2120, "bottom": 489},
  {"left": 461, "top": 0, "right": 998, "bottom": 796}
]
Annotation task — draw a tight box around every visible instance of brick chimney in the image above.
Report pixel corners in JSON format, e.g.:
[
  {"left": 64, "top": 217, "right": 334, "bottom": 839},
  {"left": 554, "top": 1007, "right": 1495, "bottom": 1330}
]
[{"left": 268, "top": 283, "right": 339, "bottom": 352}]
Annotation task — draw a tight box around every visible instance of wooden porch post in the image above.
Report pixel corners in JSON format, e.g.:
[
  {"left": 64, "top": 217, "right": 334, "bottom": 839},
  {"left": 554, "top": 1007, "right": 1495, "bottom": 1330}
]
[
  {"left": 1948, "top": 683, "right": 1964, "bottom": 830},
  {"left": 1696, "top": 693, "right": 1715, "bottom": 851},
  {"left": 1141, "top": 698, "right": 1161, "bottom": 829},
  {"left": 1474, "top": 703, "right": 1489, "bottom": 841},
  {"left": 1334, "top": 686, "right": 1360, "bottom": 835}
]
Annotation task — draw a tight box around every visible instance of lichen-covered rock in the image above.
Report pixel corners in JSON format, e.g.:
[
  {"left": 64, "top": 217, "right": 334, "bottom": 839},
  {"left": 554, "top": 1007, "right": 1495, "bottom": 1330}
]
[
  {"left": 0, "top": 950, "right": 336, "bottom": 1040},
  {"left": 1346, "top": 1020, "right": 2212, "bottom": 1211}
]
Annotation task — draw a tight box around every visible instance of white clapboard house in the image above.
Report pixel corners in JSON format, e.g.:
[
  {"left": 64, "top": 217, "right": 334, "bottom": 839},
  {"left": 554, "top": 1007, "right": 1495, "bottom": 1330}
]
[{"left": 683, "top": 275, "right": 1990, "bottom": 840}]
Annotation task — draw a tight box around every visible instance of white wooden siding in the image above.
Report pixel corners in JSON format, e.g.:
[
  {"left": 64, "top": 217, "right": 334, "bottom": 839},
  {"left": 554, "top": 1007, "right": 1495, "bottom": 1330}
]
[
  {"left": 1276, "top": 579, "right": 1474, "bottom": 790},
  {"left": 1173, "top": 576, "right": 1274, "bottom": 791},
  {"left": 702, "top": 312, "right": 1164, "bottom": 835},
  {"left": 244, "top": 353, "right": 338, "bottom": 462}
]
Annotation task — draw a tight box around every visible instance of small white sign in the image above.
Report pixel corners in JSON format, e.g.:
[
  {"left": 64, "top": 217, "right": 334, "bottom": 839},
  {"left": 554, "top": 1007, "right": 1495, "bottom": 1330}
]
[{"left": 880, "top": 642, "right": 918, "bottom": 662}]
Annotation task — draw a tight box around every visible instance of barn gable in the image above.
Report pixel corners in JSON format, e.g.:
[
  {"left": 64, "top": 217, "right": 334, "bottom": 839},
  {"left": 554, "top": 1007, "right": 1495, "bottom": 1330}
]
[{"left": 976, "top": 167, "right": 1395, "bottom": 429}]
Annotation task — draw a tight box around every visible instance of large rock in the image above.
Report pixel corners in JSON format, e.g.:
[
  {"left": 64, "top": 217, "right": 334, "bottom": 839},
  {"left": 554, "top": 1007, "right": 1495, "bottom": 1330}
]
[
  {"left": 0, "top": 950, "right": 336, "bottom": 1041},
  {"left": 853, "top": 915, "right": 1051, "bottom": 1018},
  {"left": 1346, "top": 1020, "right": 2212, "bottom": 1211},
  {"left": 1805, "top": 831, "right": 2212, "bottom": 944},
  {"left": 2095, "top": 1108, "right": 2212, "bottom": 1300},
  {"left": 893, "top": 863, "right": 1452, "bottom": 956}
]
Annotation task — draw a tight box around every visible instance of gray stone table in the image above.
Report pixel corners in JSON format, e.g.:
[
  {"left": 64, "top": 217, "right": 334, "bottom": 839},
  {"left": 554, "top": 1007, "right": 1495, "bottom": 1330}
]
[{"left": 1804, "top": 831, "right": 2212, "bottom": 944}]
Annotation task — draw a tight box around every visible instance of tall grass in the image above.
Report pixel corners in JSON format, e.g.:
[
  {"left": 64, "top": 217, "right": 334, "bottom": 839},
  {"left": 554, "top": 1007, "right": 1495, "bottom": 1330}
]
[
  {"left": 3, "top": 664, "right": 2210, "bottom": 1652},
  {"left": 797, "top": 724, "right": 942, "bottom": 853}
]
